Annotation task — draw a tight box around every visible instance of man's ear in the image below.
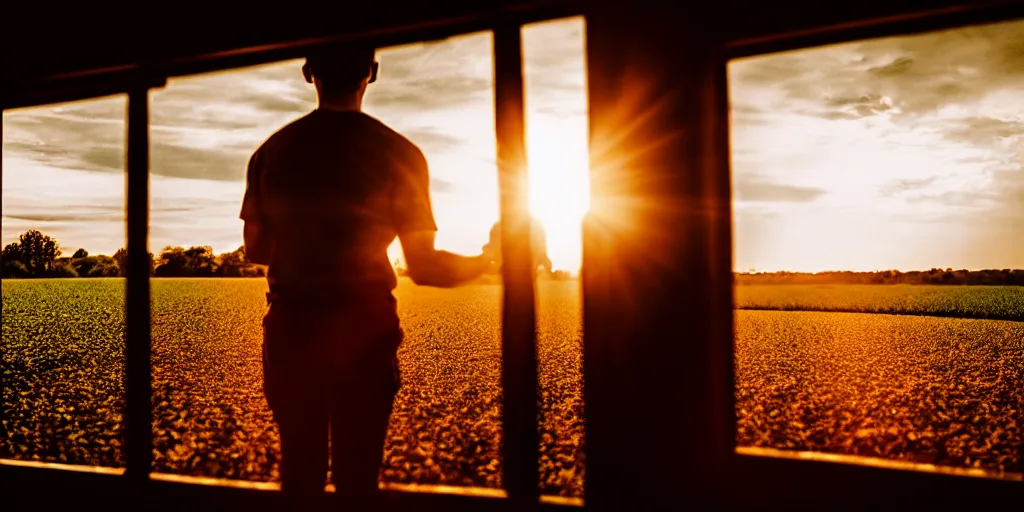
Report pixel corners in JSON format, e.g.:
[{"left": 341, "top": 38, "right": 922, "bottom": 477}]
[
  {"left": 369, "top": 62, "right": 379, "bottom": 84},
  {"left": 301, "top": 62, "right": 313, "bottom": 84}
]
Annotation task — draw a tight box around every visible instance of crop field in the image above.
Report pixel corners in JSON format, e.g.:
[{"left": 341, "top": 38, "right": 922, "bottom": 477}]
[
  {"left": 2, "top": 279, "right": 1022, "bottom": 498},
  {"left": 737, "top": 284, "right": 1024, "bottom": 321}
]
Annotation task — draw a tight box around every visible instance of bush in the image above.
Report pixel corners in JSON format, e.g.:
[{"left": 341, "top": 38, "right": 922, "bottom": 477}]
[
  {"left": 87, "top": 263, "right": 120, "bottom": 277},
  {"left": 47, "top": 263, "right": 79, "bottom": 278},
  {"left": 2, "top": 260, "right": 30, "bottom": 278}
]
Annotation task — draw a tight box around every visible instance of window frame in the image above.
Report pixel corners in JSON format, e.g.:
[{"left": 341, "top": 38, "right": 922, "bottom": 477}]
[
  {"left": 719, "top": 3, "right": 1024, "bottom": 504},
  {"left": 2, "top": 7, "right": 581, "bottom": 509},
  {"left": 2, "top": 1, "right": 1023, "bottom": 509}
]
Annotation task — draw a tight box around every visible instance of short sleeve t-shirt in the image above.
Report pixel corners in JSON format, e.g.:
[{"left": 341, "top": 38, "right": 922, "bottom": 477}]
[{"left": 240, "top": 109, "right": 436, "bottom": 300}]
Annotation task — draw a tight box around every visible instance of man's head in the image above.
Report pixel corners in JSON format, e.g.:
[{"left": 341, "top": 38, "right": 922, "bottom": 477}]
[{"left": 302, "top": 43, "right": 378, "bottom": 98}]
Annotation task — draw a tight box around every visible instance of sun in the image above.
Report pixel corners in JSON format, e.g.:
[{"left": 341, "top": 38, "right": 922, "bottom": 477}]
[{"left": 526, "top": 118, "right": 590, "bottom": 273}]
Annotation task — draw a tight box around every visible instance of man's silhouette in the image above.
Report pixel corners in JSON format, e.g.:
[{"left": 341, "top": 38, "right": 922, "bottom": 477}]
[{"left": 240, "top": 43, "right": 496, "bottom": 509}]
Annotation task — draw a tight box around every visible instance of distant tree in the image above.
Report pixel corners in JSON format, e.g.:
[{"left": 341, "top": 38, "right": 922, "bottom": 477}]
[
  {"left": 733, "top": 268, "right": 1023, "bottom": 286},
  {"left": 154, "top": 245, "right": 220, "bottom": 277},
  {"left": 155, "top": 246, "right": 188, "bottom": 277},
  {"left": 216, "top": 246, "right": 263, "bottom": 277},
  {"left": 3, "top": 242, "right": 24, "bottom": 266},
  {"left": 72, "top": 248, "right": 89, "bottom": 259},
  {"left": 113, "top": 247, "right": 156, "bottom": 277},
  {"left": 2, "top": 260, "right": 30, "bottom": 279},
  {"left": 48, "top": 262, "right": 79, "bottom": 278},
  {"left": 72, "top": 255, "right": 118, "bottom": 277},
  {"left": 3, "top": 230, "right": 62, "bottom": 277},
  {"left": 217, "top": 247, "right": 245, "bottom": 277},
  {"left": 113, "top": 248, "right": 129, "bottom": 275},
  {"left": 184, "top": 246, "right": 217, "bottom": 276}
]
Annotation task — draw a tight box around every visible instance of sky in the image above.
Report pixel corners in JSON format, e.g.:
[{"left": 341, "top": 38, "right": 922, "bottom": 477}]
[
  {"left": 2, "top": 17, "right": 1022, "bottom": 273},
  {"left": 729, "top": 19, "right": 1024, "bottom": 272}
]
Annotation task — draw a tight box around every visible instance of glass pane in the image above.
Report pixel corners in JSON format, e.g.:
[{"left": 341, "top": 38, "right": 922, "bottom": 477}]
[
  {"left": 523, "top": 16, "right": 588, "bottom": 498},
  {"left": 2, "top": 96, "right": 127, "bottom": 470},
  {"left": 148, "top": 31, "right": 505, "bottom": 490},
  {"left": 728, "top": 19, "right": 1024, "bottom": 477},
  {"left": 379, "top": 32, "right": 503, "bottom": 490}
]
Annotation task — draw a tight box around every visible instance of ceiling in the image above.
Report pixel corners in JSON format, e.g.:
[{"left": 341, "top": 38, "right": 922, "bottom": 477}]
[{"left": 2, "top": 0, "right": 1018, "bottom": 109}]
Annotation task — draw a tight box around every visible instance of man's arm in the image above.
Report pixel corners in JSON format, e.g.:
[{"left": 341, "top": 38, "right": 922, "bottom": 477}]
[
  {"left": 393, "top": 146, "right": 492, "bottom": 287},
  {"left": 399, "top": 230, "right": 492, "bottom": 288},
  {"left": 240, "top": 151, "right": 271, "bottom": 265}
]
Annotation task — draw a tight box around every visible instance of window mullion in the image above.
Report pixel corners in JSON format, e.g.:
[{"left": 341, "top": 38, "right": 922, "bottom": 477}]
[
  {"left": 124, "top": 85, "right": 153, "bottom": 484},
  {"left": 493, "top": 22, "right": 540, "bottom": 506}
]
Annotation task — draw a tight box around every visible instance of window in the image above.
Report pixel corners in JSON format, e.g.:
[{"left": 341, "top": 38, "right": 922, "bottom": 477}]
[
  {"left": 146, "top": 31, "right": 510, "bottom": 490},
  {"left": 523, "top": 16, "right": 589, "bottom": 498},
  {"left": 2, "top": 96, "right": 128, "bottom": 471},
  {"left": 3, "top": 11, "right": 590, "bottom": 508},
  {"left": 5, "top": 3, "right": 1021, "bottom": 508},
  {"left": 729, "top": 17, "right": 1024, "bottom": 478}
]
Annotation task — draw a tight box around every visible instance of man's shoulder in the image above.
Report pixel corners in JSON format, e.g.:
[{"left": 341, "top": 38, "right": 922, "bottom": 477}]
[
  {"left": 251, "top": 111, "right": 426, "bottom": 171},
  {"left": 255, "top": 112, "right": 318, "bottom": 154},
  {"left": 362, "top": 114, "right": 425, "bottom": 162}
]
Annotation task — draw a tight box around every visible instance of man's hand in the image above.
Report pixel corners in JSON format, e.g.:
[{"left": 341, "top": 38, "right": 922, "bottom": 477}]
[{"left": 481, "top": 242, "right": 502, "bottom": 273}]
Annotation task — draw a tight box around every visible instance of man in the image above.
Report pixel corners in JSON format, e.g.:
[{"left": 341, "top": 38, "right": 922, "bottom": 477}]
[{"left": 239, "top": 43, "right": 497, "bottom": 509}]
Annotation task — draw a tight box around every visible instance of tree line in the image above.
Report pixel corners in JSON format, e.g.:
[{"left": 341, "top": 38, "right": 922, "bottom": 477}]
[
  {"left": 9, "top": 229, "right": 1016, "bottom": 284},
  {"left": 735, "top": 268, "right": 1024, "bottom": 286},
  {"left": 2, "top": 230, "right": 264, "bottom": 279}
]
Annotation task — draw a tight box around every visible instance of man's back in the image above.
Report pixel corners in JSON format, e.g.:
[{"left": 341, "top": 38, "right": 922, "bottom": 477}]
[
  {"left": 242, "top": 109, "right": 436, "bottom": 301},
  {"left": 241, "top": 46, "right": 498, "bottom": 509}
]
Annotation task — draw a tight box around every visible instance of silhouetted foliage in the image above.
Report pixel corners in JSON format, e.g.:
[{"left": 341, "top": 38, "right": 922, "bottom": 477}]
[
  {"left": 112, "top": 248, "right": 129, "bottom": 276},
  {"left": 484, "top": 218, "right": 553, "bottom": 278},
  {"left": 111, "top": 247, "right": 156, "bottom": 277},
  {"left": 2, "top": 260, "right": 30, "bottom": 278},
  {"left": 1, "top": 230, "right": 62, "bottom": 277},
  {"left": 551, "top": 270, "right": 574, "bottom": 281},
  {"left": 48, "top": 262, "right": 79, "bottom": 278},
  {"left": 215, "top": 246, "right": 265, "bottom": 277},
  {"left": 735, "top": 269, "right": 1024, "bottom": 286},
  {"left": 3, "top": 229, "right": 1018, "bottom": 284},
  {"left": 1, "top": 231, "right": 264, "bottom": 279},
  {"left": 72, "top": 255, "right": 119, "bottom": 277},
  {"left": 151, "top": 245, "right": 264, "bottom": 277}
]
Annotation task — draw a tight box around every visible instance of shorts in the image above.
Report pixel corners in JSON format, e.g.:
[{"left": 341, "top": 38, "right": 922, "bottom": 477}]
[{"left": 261, "top": 296, "right": 403, "bottom": 419}]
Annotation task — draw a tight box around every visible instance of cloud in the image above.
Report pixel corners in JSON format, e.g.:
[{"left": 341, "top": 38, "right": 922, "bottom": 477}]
[
  {"left": 941, "top": 117, "right": 1024, "bottom": 146},
  {"left": 364, "top": 32, "right": 497, "bottom": 113},
  {"left": 2, "top": 23, "right": 588, "bottom": 259},
  {"left": 811, "top": 93, "right": 896, "bottom": 120},
  {"left": 536, "top": 104, "right": 588, "bottom": 118},
  {"left": 879, "top": 176, "right": 939, "bottom": 196},
  {"left": 733, "top": 176, "right": 826, "bottom": 203},
  {"left": 3, "top": 101, "right": 125, "bottom": 175},
  {"left": 868, "top": 57, "right": 914, "bottom": 77},
  {"left": 151, "top": 142, "right": 251, "bottom": 182},
  {"left": 369, "top": 76, "right": 493, "bottom": 111},
  {"left": 522, "top": 17, "right": 588, "bottom": 115},
  {"left": 402, "top": 127, "right": 465, "bottom": 154},
  {"left": 431, "top": 178, "right": 456, "bottom": 193},
  {"left": 904, "top": 189, "right": 1000, "bottom": 208},
  {"left": 247, "top": 93, "right": 313, "bottom": 114},
  {"left": 4, "top": 212, "right": 122, "bottom": 223},
  {"left": 728, "top": 103, "right": 772, "bottom": 126},
  {"left": 732, "top": 19, "right": 1024, "bottom": 122}
]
